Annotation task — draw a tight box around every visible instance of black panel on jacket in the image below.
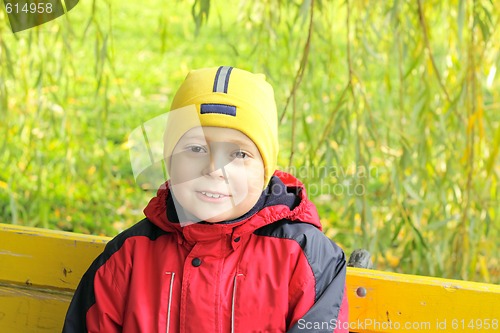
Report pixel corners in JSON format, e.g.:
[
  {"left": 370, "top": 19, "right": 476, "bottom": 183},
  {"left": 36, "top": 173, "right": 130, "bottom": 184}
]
[
  {"left": 254, "top": 219, "right": 347, "bottom": 333},
  {"left": 62, "top": 219, "right": 167, "bottom": 332}
]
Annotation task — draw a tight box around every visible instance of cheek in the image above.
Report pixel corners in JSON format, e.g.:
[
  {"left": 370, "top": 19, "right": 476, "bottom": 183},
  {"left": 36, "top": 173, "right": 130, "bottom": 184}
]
[
  {"left": 245, "top": 162, "right": 265, "bottom": 188},
  {"left": 169, "top": 156, "right": 203, "bottom": 184},
  {"left": 227, "top": 163, "right": 264, "bottom": 194},
  {"left": 170, "top": 183, "right": 191, "bottom": 205}
]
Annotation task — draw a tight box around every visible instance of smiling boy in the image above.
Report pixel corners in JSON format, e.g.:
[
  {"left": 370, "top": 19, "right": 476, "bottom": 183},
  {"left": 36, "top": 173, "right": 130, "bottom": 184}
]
[
  {"left": 168, "top": 126, "right": 266, "bottom": 223},
  {"left": 63, "top": 66, "right": 348, "bottom": 333}
]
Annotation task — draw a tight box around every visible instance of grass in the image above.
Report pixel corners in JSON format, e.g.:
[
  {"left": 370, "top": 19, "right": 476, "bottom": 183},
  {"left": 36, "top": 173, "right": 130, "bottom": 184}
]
[{"left": 0, "top": 0, "right": 499, "bottom": 283}]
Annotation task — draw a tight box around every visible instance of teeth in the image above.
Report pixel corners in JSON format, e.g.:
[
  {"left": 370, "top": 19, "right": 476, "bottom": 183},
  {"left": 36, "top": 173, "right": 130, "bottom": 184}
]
[{"left": 201, "top": 191, "right": 224, "bottom": 199}]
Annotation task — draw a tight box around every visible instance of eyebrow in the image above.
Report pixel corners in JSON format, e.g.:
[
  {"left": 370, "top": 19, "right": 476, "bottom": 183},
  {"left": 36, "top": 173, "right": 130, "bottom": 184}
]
[
  {"left": 181, "top": 135, "right": 256, "bottom": 150},
  {"left": 180, "top": 135, "right": 206, "bottom": 141}
]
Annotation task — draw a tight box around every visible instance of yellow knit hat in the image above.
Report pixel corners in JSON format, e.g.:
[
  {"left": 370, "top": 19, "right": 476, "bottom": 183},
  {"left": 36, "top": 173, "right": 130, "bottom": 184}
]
[{"left": 163, "top": 66, "right": 279, "bottom": 188}]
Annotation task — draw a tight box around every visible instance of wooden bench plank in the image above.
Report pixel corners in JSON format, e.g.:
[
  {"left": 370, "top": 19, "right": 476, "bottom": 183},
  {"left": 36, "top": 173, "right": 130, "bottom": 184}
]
[
  {"left": 0, "top": 223, "right": 108, "bottom": 290},
  {"left": 347, "top": 268, "right": 500, "bottom": 333},
  {"left": 0, "top": 282, "right": 72, "bottom": 332},
  {"left": 1, "top": 223, "right": 499, "bottom": 333}
]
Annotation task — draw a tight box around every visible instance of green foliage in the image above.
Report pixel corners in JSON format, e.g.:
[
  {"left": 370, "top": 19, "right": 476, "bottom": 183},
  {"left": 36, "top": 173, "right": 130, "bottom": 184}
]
[{"left": 0, "top": 0, "right": 498, "bottom": 283}]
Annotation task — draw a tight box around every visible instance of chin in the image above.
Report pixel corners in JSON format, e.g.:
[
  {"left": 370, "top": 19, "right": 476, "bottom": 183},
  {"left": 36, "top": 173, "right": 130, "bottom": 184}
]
[
  {"left": 189, "top": 210, "right": 224, "bottom": 223},
  {"left": 203, "top": 218, "right": 224, "bottom": 223},
  {"left": 202, "top": 212, "right": 231, "bottom": 223}
]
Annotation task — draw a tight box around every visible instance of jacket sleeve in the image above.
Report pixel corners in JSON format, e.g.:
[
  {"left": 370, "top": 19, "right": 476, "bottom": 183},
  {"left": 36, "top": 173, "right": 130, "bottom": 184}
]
[
  {"left": 286, "top": 233, "right": 349, "bottom": 333},
  {"left": 62, "top": 242, "right": 126, "bottom": 333}
]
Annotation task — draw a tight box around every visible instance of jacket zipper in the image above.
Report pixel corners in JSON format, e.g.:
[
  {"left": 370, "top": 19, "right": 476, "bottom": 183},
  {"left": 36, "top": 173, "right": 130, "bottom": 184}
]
[
  {"left": 165, "top": 272, "right": 175, "bottom": 333},
  {"left": 231, "top": 273, "right": 243, "bottom": 333}
]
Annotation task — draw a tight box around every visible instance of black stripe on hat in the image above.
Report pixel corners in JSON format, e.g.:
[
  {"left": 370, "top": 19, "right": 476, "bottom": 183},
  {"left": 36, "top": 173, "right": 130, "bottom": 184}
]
[
  {"left": 213, "top": 66, "right": 234, "bottom": 93},
  {"left": 200, "top": 103, "right": 236, "bottom": 116}
]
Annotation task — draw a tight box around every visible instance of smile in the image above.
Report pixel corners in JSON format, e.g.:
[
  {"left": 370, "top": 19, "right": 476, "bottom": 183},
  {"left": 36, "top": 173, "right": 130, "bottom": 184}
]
[{"left": 200, "top": 191, "right": 228, "bottom": 199}]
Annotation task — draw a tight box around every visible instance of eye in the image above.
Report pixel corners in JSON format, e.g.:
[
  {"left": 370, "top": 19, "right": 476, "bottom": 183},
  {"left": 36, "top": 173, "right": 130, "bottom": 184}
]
[
  {"left": 233, "top": 150, "right": 249, "bottom": 159},
  {"left": 186, "top": 145, "right": 207, "bottom": 154}
]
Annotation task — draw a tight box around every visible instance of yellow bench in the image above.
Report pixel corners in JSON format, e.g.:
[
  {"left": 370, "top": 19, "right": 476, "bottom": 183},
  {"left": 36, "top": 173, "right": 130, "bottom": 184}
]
[{"left": 1, "top": 223, "right": 498, "bottom": 332}]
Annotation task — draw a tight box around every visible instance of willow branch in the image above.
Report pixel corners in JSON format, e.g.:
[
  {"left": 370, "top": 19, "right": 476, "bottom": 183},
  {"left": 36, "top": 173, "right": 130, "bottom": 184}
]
[
  {"left": 314, "top": 82, "right": 350, "bottom": 155},
  {"left": 346, "top": 0, "right": 354, "bottom": 97},
  {"left": 278, "top": 0, "right": 315, "bottom": 124},
  {"left": 288, "top": 92, "right": 297, "bottom": 168},
  {"left": 417, "top": 0, "right": 451, "bottom": 103},
  {"left": 457, "top": 0, "right": 478, "bottom": 280}
]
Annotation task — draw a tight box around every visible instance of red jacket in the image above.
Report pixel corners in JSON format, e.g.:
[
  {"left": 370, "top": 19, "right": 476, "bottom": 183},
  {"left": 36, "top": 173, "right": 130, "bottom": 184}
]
[{"left": 63, "top": 171, "right": 348, "bottom": 332}]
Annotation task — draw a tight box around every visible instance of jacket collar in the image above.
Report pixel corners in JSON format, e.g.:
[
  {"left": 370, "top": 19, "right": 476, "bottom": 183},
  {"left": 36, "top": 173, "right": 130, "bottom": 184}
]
[{"left": 143, "top": 170, "right": 322, "bottom": 243}]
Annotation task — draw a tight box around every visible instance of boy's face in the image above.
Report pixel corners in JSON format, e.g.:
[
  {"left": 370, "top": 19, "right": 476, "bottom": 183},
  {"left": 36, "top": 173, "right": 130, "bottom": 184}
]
[{"left": 169, "top": 126, "right": 265, "bottom": 223}]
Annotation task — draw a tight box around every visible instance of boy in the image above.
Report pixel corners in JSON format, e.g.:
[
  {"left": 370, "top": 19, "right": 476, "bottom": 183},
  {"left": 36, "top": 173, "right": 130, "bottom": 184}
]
[{"left": 63, "top": 66, "right": 348, "bottom": 332}]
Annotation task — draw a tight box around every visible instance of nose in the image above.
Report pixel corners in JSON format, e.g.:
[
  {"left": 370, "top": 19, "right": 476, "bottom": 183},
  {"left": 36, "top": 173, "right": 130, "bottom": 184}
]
[{"left": 202, "top": 148, "right": 229, "bottom": 179}]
